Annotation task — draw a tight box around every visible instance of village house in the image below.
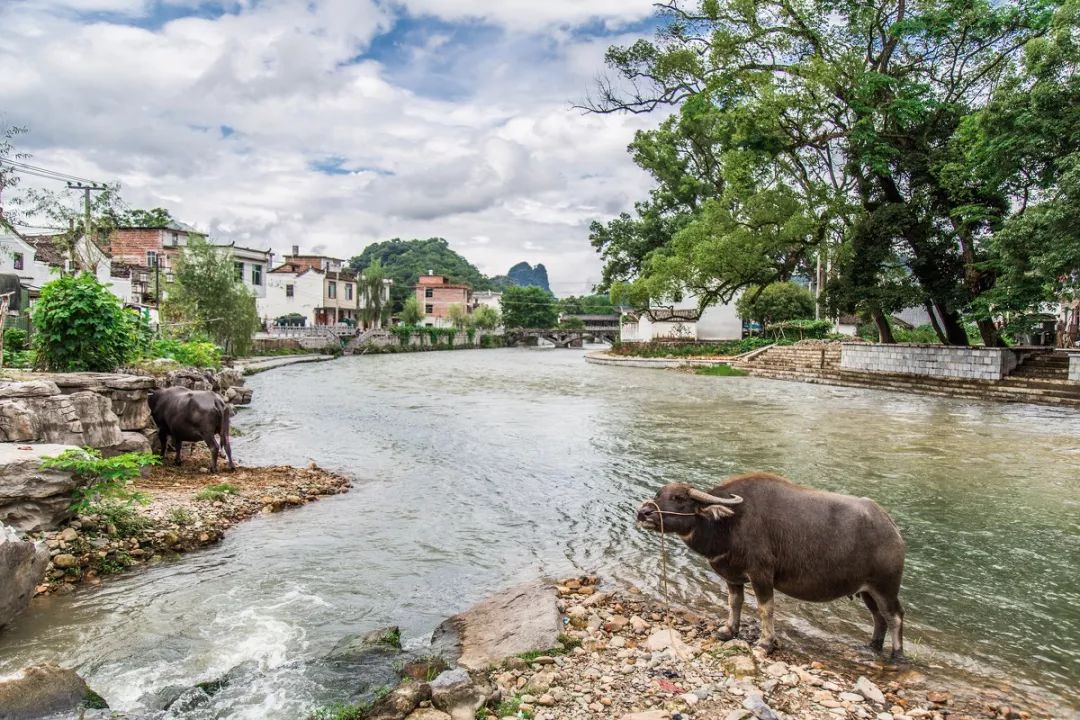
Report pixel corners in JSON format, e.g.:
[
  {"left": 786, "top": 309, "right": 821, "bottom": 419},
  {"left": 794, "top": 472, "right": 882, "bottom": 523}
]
[
  {"left": 415, "top": 274, "right": 473, "bottom": 327},
  {"left": 259, "top": 246, "right": 384, "bottom": 327},
  {"left": 472, "top": 290, "right": 501, "bottom": 311},
  {"left": 1, "top": 231, "right": 139, "bottom": 308},
  {"left": 619, "top": 292, "right": 743, "bottom": 343}
]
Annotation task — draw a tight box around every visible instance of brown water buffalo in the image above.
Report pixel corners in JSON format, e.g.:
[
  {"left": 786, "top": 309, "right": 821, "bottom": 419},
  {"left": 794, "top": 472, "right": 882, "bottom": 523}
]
[
  {"left": 148, "top": 386, "right": 234, "bottom": 473},
  {"left": 637, "top": 472, "right": 906, "bottom": 657}
]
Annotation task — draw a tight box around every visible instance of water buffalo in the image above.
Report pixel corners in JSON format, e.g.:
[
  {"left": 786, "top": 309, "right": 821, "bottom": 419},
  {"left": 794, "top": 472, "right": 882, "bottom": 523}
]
[
  {"left": 636, "top": 472, "right": 905, "bottom": 657},
  {"left": 148, "top": 387, "right": 235, "bottom": 473}
]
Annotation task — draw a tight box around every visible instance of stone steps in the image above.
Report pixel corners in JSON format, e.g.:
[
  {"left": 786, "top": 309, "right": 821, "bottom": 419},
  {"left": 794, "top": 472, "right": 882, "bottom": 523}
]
[{"left": 743, "top": 368, "right": 1080, "bottom": 408}]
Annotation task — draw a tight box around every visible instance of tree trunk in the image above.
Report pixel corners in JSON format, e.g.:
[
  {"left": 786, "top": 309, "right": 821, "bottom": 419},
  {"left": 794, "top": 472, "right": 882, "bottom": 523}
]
[
  {"left": 872, "top": 308, "right": 896, "bottom": 344},
  {"left": 976, "top": 318, "right": 1006, "bottom": 347},
  {"left": 934, "top": 302, "right": 970, "bottom": 345},
  {"left": 924, "top": 301, "right": 947, "bottom": 344}
]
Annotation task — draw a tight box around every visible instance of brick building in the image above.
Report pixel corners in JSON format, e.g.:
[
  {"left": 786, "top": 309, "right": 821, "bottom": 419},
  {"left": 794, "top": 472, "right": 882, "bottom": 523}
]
[{"left": 415, "top": 274, "right": 473, "bottom": 327}]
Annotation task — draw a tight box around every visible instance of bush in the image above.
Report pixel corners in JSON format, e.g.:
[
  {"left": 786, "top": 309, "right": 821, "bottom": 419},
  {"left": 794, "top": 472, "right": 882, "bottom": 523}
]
[
  {"left": 40, "top": 448, "right": 158, "bottom": 512},
  {"left": 148, "top": 337, "right": 222, "bottom": 368},
  {"left": 3, "top": 327, "right": 28, "bottom": 351},
  {"left": 275, "top": 313, "right": 306, "bottom": 327},
  {"left": 610, "top": 337, "right": 772, "bottom": 358},
  {"left": 736, "top": 282, "right": 816, "bottom": 326},
  {"left": 31, "top": 273, "right": 140, "bottom": 372},
  {"left": 765, "top": 319, "right": 833, "bottom": 340}
]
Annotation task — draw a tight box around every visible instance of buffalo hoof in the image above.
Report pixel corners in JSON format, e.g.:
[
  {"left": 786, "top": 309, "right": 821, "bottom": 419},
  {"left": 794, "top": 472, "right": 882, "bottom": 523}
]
[
  {"left": 716, "top": 626, "right": 736, "bottom": 641},
  {"left": 868, "top": 639, "right": 885, "bottom": 652},
  {"left": 754, "top": 639, "right": 776, "bottom": 654},
  {"left": 889, "top": 649, "right": 906, "bottom": 662}
]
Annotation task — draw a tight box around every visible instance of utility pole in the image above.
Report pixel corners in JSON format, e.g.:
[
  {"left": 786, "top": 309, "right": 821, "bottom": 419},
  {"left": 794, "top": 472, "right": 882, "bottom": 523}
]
[{"left": 66, "top": 182, "right": 107, "bottom": 271}]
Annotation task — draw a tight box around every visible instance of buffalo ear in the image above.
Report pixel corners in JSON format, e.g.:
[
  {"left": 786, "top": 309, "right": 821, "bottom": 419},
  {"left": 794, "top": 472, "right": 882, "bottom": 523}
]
[{"left": 699, "top": 504, "right": 736, "bottom": 520}]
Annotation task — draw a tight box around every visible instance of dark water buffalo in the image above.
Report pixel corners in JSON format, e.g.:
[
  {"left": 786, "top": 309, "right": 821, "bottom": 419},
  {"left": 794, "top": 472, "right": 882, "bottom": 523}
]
[
  {"left": 148, "top": 387, "right": 235, "bottom": 473},
  {"left": 637, "top": 472, "right": 906, "bottom": 657}
]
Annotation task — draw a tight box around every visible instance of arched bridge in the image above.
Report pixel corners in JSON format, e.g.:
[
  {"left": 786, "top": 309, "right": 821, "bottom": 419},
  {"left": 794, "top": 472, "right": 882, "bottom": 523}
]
[{"left": 507, "top": 314, "right": 621, "bottom": 348}]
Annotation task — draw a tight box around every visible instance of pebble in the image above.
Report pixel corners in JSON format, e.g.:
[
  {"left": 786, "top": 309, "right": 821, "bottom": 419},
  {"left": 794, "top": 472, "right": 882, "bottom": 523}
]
[
  {"left": 52, "top": 553, "right": 78, "bottom": 569},
  {"left": 856, "top": 677, "right": 886, "bottom": 705}
]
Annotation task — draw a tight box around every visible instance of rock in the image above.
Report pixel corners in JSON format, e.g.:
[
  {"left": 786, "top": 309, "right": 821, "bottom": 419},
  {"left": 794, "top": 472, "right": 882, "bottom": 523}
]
[
  {"left": 524, "top": 671, "right": 557, "bottom": 693},
  {"left": 366, "top": 682, "right": 432, "bottom": 720},
  {"left": 0, "top": 443, "right": 80, "bottom": 531},
  {"left": 430, "top": 668, "right": 489, "bottom": 720},
  {"left": 433, "top": 581, "right": 561, "bottom": 671},
  {"left": 0, "top": 663, "right": 94, "bottom": 720},
  {"left": 856, "top": 676, "right": 886, "bottom": 705},
  {"left": 620, "top": 711, "right": 670, "bottom": 720},
  {"left": 326, "top": 626, "right": 403, "bottom": 661},
  {"left": 0, "top": 524, "right": 49, "bottom": 629},
  {"left": 841, "top": 691, "right": 866, "bottom": 702},
  {"left": 926, "top": 690, "right": 950, "bottom": 705},
  {"left": 743, "top": 693, "right": 782, "bottom": 720},
  {"left": 405, "top": 710, "right": 452, "bottom": 720},
  {"left": 59, "top": 527, "right": 78, "bottom": 542},
  {"left": 104, "top": 431, "right": 152, "bottom": 456},
  {"left": 52, "top": 553, "right": 78, "bottom": 569},
  {"left": 401, "top": 657, "right": 450, "bottom": 683},
  {"left": 644, "top": 628, "right": 692, "bottom": 657},
  {"left": 725, "top": 711, "right": 753, "bottom": 720},
  {"left": 629, "top": 615, "right": 649, "bottom": 632},
  {"left": 322, "top": 626, "right": 404, "bottom": 696}
]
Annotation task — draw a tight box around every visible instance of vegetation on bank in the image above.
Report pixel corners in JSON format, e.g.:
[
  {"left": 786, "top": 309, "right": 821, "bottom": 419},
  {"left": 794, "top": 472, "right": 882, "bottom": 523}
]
[
  {"left": 609, "top": 337, "right": 774, "bottom": 358},
  {"left": 695, "top": 365, "right": 749, "bottom": 377}
]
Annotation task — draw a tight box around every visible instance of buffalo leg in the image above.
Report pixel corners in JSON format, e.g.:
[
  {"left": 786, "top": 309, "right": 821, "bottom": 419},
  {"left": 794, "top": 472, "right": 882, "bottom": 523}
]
[
  {"left": 751, "top": 580, "right": 776, "bottom": 652},
  {"left": 174, "top": 439, "right": 183, "bottom": 466},
  {"left": 203, "top": 433, "right": 220, "bottom": 473},
  {"left": 860, "top": 591, "right": 887, "bottom": 651},
  {"left": 158, "top": 429, "right": 170, "bottom": 463},
  {"left": 717, "top": 582, "right": 744, "bottom": 640},
  {"left": 868, "top": 588, "right": 904, "bottom": 659},
  {"left": 220, "top": 433, "right": 235, "bottom": 471}
]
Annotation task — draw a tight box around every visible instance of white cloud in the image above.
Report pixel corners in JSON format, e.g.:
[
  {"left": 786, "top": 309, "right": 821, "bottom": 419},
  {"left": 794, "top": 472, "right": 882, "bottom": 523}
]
[{"left": 0, "top": 0, "right": 660, "bottom": 295}]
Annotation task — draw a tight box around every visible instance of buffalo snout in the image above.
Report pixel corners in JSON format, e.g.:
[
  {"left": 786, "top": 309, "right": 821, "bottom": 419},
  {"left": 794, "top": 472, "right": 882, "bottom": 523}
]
[{"left": 636, "top": 502, "right": 659, "bottom": 529}]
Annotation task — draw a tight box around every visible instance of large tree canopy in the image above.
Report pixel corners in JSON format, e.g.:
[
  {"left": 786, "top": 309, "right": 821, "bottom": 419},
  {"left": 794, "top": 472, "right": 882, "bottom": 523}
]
[
  {"left": 587, "top": 0, "right": 1077, "bottom": 345},
  {"left": 349, "top": 238, "right": 493, "bottom": 312}
]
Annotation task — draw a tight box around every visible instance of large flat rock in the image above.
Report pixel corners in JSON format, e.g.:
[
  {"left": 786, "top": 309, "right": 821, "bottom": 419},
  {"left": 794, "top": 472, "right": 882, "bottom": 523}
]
[
  {"left": 0, "top": 444, "right": 79, "bottom": 531},
  {"left": 434, "top": 581, "right": 561, "bottom": 671},
  {"left": 0, "top": 524, "right": 49, "bottom": 631},
  {"left": 0, "top": 663, "right": 91, "bottom": 720}
]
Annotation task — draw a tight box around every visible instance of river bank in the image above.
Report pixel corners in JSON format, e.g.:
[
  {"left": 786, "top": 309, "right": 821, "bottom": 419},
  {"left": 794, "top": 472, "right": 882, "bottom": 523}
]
[{"left": 28, "top": 448, "right": 350, "bottom": 596}]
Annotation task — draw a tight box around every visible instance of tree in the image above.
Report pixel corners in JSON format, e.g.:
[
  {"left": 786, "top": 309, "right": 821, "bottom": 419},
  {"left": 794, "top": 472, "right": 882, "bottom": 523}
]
[
  {"left": 358, "top": 260, "right": 390, "bottom": 329},
  {"left": 32, "top": 273, "right": 138, "bottom": 371},
  {"left": 446, "top": 303, "right": 468, "bottom": 329},
  {"left": 114, "top": 207, "right": 174, "bottom": 228},
  {"left": 501, "top": 285, "right": 557, "bottom": 329},
  {"left": 558, "top": 294, "right": 616, "bottom": 315},
  {"left": 163, "top": 236, "right": 260, "bottom": 356},
  {"left": 470, "top": 304, "right": 501, "bottom": 330},
  {"left": 585, "top": 0, "right": 1063, "bottom": 345},
  {"left": 736, "top": 283, "right": 816, "bottom": 327},
  {"left": 0, "top": 123, "right": 29, "bottom": 234},
  {"left": 400, "top": 295, "right": 424, "bottom": 326}
]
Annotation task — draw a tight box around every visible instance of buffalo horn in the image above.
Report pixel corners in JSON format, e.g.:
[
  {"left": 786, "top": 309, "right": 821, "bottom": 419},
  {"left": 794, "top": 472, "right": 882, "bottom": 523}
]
[{"left": 688, "top": 488, "right": 744, "bottom": 505}]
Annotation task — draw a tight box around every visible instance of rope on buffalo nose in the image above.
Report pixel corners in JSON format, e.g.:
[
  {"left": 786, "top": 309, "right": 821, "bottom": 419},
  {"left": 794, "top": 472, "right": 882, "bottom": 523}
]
[{"left": 645, "top": 500, "right": 696, "bottom": 663}]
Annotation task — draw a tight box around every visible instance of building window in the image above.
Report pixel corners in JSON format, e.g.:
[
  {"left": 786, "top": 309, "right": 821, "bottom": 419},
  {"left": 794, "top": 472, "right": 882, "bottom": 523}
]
[
  {"left": 328, "top": 281, "right": 337, "bottom": 299},
  {"left": 12, "top": 252, "right": 23, "bottom": 270},
  {"left": 146, "top": 251, "right": 158, "bottom": 268},
  {"left": 425, "top": 287, "right": 434, "bottom": 298},
  {"left": 286, "top": 284, "right": 294, "bottom": 298},
  {"left": 345, "top": 283, "right": 353, "bottom": 300},
  {"left": 425, "top": 304, "right": 433, "bottom": 314},
  {"left": 234, "top": 261, "right": 244, "bottom": 281},
  {"left": 251, "top": 264, "right": 262, "bottom": 286}
]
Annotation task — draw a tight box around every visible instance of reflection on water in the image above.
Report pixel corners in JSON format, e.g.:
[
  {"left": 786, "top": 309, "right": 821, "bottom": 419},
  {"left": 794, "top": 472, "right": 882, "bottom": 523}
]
[{"left": 1, "top": 349, "right": 1078, "bottom": 716}]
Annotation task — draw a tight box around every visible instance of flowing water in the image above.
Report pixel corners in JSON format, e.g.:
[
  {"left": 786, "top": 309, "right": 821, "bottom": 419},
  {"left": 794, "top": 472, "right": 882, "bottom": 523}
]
[{"left": 1, "top": 349, "right": 1078, "bottom": 717}]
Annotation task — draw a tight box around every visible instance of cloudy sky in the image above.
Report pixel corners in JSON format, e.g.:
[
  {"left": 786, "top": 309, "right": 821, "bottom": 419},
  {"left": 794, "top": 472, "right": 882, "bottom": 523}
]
[{"left": 0, "top": 0, "right": 663, "bottom": 295}]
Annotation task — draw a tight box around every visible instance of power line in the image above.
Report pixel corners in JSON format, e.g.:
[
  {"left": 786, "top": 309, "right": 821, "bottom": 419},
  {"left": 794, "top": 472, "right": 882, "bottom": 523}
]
[{"left": 0, "top": 158, "right": 103, "bottom": 186}]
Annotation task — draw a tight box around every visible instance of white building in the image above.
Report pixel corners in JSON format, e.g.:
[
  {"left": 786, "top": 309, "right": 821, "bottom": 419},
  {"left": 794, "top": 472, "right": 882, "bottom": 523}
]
[
  {"left": 218, "top": 243, "right": 272, "bottom": 300},
  {"left": 473, "top": 290, "right": 502, "bottom": 311},
  {"left": 260, "top": 267, "right": 325, "bottom": 326},
  {"left": 620, "top": 293, "right": 743, "bottom": 343}
]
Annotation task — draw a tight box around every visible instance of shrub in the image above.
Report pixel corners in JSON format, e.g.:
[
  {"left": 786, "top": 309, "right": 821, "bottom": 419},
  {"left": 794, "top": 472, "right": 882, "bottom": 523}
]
[
  {"left": 31, "top": 273, "right": 139, "bottom": 371},
  {"left": 765, "top": 319, "right": 833, "bottom": 340},
  {"left": 148, "top": 337, "right": 222, "bottom": 368},
  {"left": 3, "top": 326, "right": 28, "bottom": 351},
  {"left": 195, "top": 483, "right": 238, "bottom": 502},
  {"left": 40, "top": 448, "right": 158, "bottom": 512},
  {"left": 609, "top": 337, "right": 772, "bottom": 358},
  {"left": 736, "top": 282, "right": 816, "bottom": 326}
]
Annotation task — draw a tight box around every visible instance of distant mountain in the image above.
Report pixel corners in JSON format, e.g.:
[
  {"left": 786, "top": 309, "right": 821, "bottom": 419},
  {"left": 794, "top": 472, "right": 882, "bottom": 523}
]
[{"left": 490, "top": 262, "right": 551, "bottom": 293}]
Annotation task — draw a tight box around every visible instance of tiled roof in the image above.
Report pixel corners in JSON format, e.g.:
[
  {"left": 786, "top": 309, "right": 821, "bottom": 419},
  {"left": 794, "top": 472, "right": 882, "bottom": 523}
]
[{"left": 23, "top": 235, "right": 66, "bottom": 265}]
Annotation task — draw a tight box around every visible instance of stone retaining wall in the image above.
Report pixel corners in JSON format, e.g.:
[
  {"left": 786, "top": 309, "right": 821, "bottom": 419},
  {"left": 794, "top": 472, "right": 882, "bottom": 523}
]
[
  {"left": 1070, "top": 352, "right": 1080, "bottom": 382},
  {"left": 840, "top": 343, "right": 1017, "bottom": 380}
]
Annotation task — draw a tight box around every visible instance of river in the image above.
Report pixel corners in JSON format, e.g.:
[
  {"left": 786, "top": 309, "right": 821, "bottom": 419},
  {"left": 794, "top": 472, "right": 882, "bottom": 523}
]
[{"left": 1, "top": 349, "right": 1078, "bottom": 717}]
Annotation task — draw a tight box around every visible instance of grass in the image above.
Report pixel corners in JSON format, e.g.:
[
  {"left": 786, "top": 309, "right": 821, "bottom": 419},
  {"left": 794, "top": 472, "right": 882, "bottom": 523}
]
[
  {"left": 488, "top": 695, "right": 533, "bottom": 719},
  {"left": 82, "top": 689, "right": 109, "bottom": 710},
  {"left": 515, "top": 634, "right": 582, "bottom": 663},
  {"left": 95, "top": 552, "right": 134, "bottom": 575},
  {"left": 168, "top": 506, "right": 195, "bottom": 525},
  {"left": 93, "top": 502, "right": 152, "bottom": 538},
  {"left": 380, "top": 627, "right": 402, "bottom": 649},
  {"left": 694, "top": 365, "right": 749, "bottom": 377},
  {"left": 308, "top": 703, "right": 365, "bottom": 720},
  {"left": 195, "top": 483, "right": 239, "bottom": 502}
]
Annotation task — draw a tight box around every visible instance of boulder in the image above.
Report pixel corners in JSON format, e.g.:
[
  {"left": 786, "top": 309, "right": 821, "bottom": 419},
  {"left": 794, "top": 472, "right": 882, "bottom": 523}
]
[
  {"left": 0, "top": 444, "right": 80, "bottom": 531},
  {"left": 0, "top": 379, "right": 133, "bottom": 448},
  {"left": 404, "top": 710, "right": 451, "bottom": 720},
  {"left": 0, "top": 663, "right": 94, "bottom": 720},
  {"left": 68, "top": 391, "right": 123, "bottom": 448},
  {"left": 365, "top": 682, "right": 432, "bottom": 720},
  {"left": 0, "top": 524, "right": 49, "bottom": 630},
  {"left": 433, "top": 581, "right": 561, "bottom": 671},
  {"left": 104, "top": 431, "right": 152, "bottom": 456},
  {"left": 429, "top": 669, "right": 490, "bottom": 720}
]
